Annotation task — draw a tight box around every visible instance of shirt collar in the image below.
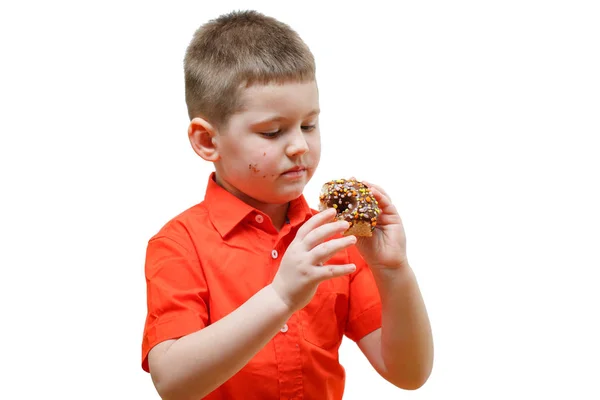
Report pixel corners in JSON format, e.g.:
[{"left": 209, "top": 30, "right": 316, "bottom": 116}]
[{"left": 203, "top": 172, "right": 313, "bottom": 238}]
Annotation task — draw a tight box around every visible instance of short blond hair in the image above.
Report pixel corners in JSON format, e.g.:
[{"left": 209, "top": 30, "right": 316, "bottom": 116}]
[{"left": 183, "top": 10, "right": 316, "bottom": 127}]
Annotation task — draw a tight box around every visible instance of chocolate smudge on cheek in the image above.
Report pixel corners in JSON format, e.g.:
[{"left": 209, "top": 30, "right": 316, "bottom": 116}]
[{"left": 248, "top": 163, "right": 260, "bottom": 173}]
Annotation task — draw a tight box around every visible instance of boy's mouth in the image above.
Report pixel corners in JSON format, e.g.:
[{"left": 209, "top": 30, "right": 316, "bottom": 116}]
[
  {"left": 284, "top": 165, "right": 306, "bottom": 174},
  {"left": 282, "top": 166, "right": 307, "bottom": 176}
]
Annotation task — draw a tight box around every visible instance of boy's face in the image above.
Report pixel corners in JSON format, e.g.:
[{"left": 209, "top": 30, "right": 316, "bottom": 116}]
[{"left": 213, "top": 80, "right": 321, "bottom": 206}]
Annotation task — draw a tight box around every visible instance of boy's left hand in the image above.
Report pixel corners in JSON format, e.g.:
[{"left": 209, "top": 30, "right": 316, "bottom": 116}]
[{"left": 354, "top": 181, "right": 409, "bottom": 271}]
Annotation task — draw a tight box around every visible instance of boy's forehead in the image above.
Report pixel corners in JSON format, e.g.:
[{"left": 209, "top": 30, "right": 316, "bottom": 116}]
[{"left": 237, "top": 80, "right": 319, "bottom": 116}]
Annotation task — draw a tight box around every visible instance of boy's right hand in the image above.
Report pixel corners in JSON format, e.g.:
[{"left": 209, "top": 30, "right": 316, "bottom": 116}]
[{"left": 271, "top": 208, "right": 357, "bottom": 313}]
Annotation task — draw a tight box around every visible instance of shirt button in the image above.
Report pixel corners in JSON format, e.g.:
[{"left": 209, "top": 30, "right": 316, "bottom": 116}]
[
  {"left": 271, "top": 249, "right": 278, "bottom": 259},
  {"left": 280, "top": 324, "right": 289, "bottom": 333},
  {"left": 255, "top": 214, "right": 264, "bottom": 223}
]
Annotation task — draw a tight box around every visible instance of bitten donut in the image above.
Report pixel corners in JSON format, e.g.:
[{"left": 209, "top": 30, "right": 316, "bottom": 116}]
[{"left": 318, "top": 178, "right": 381, "bottom": 237}]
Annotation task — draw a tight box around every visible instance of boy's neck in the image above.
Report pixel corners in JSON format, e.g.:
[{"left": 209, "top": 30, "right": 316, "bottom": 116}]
[{"left": 256, "top": 202, "right": 290, "bottom": 231}]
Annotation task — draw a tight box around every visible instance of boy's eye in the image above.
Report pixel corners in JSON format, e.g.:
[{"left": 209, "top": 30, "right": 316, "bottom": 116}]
[
  {"left": 260, "top": 130, "right": 281, "bottom": 138},
  {"left": 260, "top": 125, "right": 315, "bottom": 138}
]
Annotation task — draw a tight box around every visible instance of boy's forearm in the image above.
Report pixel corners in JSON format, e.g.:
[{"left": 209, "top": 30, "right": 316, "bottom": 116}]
[
  {"left": 152, "top": 284, "right": 293, "bottom": 400},
  {"left": 373, "top": 264, "right": 433, "bottom": 389}
]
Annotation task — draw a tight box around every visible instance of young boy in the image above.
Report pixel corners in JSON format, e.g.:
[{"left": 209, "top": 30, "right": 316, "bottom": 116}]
[{"left": 141, "top": 10, "right": 433, "bottom": 400}]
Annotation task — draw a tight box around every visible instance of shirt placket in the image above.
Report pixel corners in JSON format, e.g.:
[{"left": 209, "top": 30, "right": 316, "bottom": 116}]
[{"left": 271, "top": 236, "right": 303, "bottom": 399}]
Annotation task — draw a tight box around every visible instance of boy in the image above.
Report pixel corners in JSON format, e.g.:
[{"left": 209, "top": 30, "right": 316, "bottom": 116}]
[{"left": 141, "top": 10, "right": 433, "bottom": 400}]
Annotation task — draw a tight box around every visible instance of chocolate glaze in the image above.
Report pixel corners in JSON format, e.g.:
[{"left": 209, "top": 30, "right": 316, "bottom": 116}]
[{"left": 319, "top": 178, "right": 380, "bottom": 231}]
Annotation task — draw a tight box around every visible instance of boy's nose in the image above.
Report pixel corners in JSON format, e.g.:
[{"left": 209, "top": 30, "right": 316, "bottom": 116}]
[{"left": 286, "top": 129, "right": 309, "bottom": 156}]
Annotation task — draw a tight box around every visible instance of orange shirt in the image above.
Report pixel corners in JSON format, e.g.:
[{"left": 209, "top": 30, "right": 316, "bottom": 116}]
[{"left": 141, "top": 173, "right": 382, "bottom": 399}]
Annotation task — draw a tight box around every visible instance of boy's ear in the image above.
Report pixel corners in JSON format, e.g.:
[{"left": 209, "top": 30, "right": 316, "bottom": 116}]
[{"left": 188, "top": 117, "right": 220, "bottom": 162}]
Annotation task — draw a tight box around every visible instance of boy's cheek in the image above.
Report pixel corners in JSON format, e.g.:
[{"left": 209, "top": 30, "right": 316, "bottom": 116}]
[
  {"left": 245, "top": 158, "right": 272, "bottom": 177},
  {"left": 248, "top": 162, "right": 261, "bottom": 174}
]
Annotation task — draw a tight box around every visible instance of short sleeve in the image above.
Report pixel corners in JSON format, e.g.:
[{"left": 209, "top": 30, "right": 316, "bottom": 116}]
[
  {"left": 344, "top": 245, "right": 382, "bottom": 342},
  {"left": 141, "top": 230, "right": 209, "bottom": 372}
]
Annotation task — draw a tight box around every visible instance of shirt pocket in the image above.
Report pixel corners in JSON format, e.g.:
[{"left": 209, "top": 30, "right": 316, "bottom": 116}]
[{"left": 300, "top": 258, "right": 350, "bottom": 350}]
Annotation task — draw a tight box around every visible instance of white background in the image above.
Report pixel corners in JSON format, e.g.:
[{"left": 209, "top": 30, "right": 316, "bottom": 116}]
[{"left": 1, "top": 0, "right": 599, "bottom": 398}]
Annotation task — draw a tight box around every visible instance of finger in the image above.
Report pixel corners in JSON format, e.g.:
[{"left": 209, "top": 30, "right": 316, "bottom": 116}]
[
  {"left": 363, "top": 181, "right": 396, "bottom": 213},
  {"left": 303, "top": 219, "right": 350, "bottom": 250},
  {"left": 314, "top": 263, "right": 357, "bottom": 281},
  {"left": 296, "top": 208, "right": 337, "bottom": 240},
  {"left": 310, "top": 234, "right": 357, "bottom": 264},
  {"left": 363, "top": 180, "right": 392, "bottom": 202}
]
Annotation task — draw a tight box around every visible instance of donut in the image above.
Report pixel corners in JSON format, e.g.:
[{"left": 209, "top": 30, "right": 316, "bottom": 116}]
[{"left": 318, "top": 178, "right": 381, "bottom": 237}]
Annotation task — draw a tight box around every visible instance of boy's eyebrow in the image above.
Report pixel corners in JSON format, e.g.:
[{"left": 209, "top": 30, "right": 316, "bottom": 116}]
[
  {"left": 304, "top": 109, "right": 320, "bottom": 118},
  {"left": 251, "top": 109, "right": 320, "bottom": 126}
]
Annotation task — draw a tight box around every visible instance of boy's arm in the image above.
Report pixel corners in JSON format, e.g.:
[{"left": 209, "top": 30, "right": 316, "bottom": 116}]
[
  {"left": 147, "top": 209, "right": 357, "bottom": 400},
  {"left": 148, "top": 284, "right": 292, "bottom": 400},
  {"left": 348, "top": 180, "right": 433, "bottom": 389},
  {"left": 357, "top": 263, "right": 433, "bottom": 390}
]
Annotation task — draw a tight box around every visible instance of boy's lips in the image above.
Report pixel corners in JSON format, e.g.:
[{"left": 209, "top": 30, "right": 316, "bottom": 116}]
[
  {"left": 284, "top": 165, "right": 306, "bottom": 172},
  {"left": 282, "top": 166, "right": 307, "bottom": 176}
]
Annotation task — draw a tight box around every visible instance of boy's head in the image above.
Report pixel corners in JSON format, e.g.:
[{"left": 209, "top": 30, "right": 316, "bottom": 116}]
[
  {"left": 184, "top": 10, "right": 321, "bottom": 208},
  {"left": 184, "top": 9, "right": 316, "bottom": 129}
]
